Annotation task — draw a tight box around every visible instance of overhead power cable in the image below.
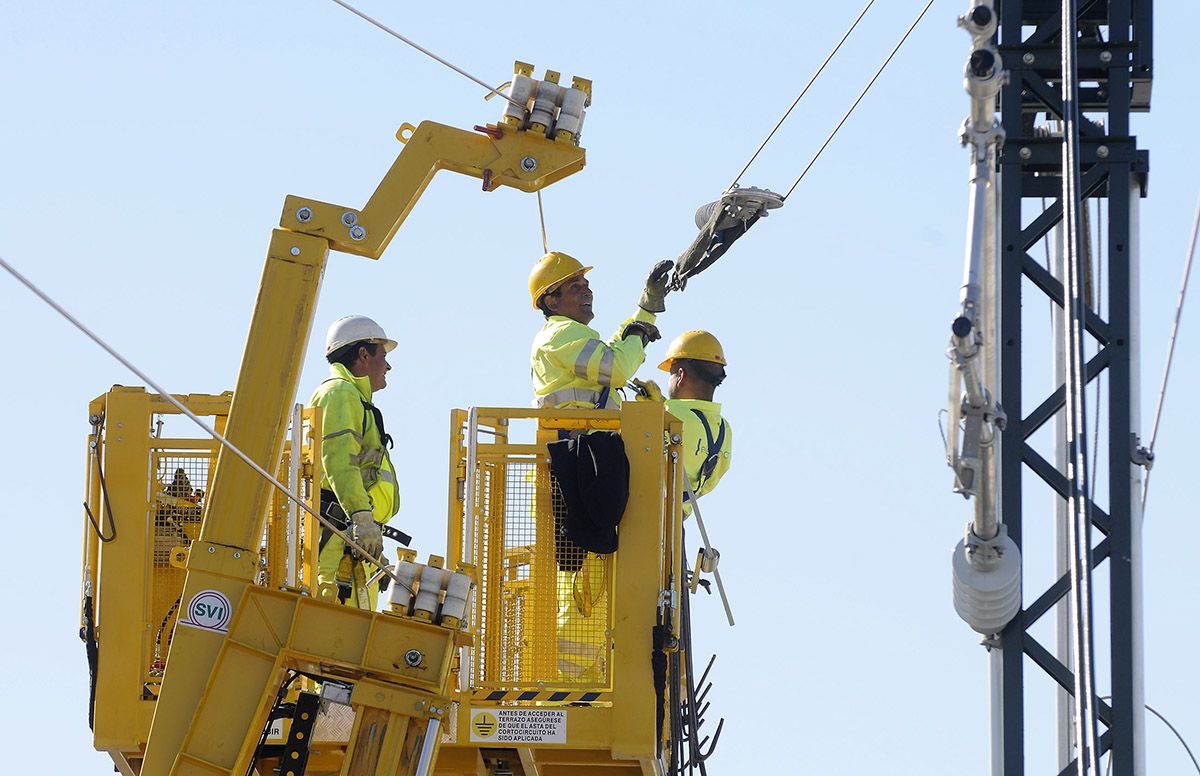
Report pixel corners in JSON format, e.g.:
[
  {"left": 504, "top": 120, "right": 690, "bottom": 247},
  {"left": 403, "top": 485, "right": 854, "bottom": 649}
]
[
  {"left": 328, "top": 0, "right": 525, "bottom": 112},
  {"left": 784, "top": 0, "right": 936, "bottom": 199},
  {"left": 0, "top": 254, "right": 412, "bottom": 594},
  {"left": 1141, "top": 194, "right": 1200, "bottom": 512},
  {"left": 729, "top": 0, "right": 877, "bottom": 189},
  {"left": 1060, "top": 0, "right": 1102, "bottom": 770}
]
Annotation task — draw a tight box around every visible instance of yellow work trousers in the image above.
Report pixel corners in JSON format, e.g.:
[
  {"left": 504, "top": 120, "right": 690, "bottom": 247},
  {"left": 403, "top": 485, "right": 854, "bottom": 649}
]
[{"left": 556, "top": 554, "right": 609, "bottom": 685}]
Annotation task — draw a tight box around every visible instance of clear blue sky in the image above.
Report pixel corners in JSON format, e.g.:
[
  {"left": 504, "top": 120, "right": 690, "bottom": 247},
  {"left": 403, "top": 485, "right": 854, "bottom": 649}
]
[{"left": 2, "top": 1, "right": 1197, "bottom": 772}]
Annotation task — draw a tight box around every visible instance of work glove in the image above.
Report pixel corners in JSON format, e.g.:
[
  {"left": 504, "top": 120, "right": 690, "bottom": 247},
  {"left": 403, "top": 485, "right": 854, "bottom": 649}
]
[
  {"left": 621, "top": 319, "right": 661, "bottom": 346},
  {"left": 628, "top": 378, "right": 664, "bottom": 403},
  {"left": 638, "top": 260, "right": 674, "bottom": 313},
  {"left": 349, "top": 510, "right": 383, "bottom": 559}
]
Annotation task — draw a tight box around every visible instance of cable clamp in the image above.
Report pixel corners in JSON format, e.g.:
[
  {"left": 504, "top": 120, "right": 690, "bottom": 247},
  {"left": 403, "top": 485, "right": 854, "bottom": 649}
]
[{"left": 1130, "top": 434, "right": 1154, "bottom": 470}]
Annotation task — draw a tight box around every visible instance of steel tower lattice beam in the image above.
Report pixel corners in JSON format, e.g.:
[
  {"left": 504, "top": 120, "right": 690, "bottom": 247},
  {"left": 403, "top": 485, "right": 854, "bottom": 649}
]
[{"left": 994, "top": 1, "right": 1151, "bottom": 774}]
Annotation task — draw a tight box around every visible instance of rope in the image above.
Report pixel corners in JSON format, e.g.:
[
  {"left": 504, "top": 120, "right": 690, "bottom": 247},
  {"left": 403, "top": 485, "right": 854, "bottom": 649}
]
[
  {"left": 783, "top": 0, "right": 936, "bottom": 200},
  {"left": 729, "top": 0, "right": 876, "bottom": 189},
  {"left": 0, "top": 254, "right": 412, "bottom": 594},
  {"left": 537, "top": 191, "right": 549, "bottom": 254},
  {"left": 328, "top": 0, "right": 525, "bottom": 112},
  {"left": 1141, "top": 194, "right": 1200, "bottom": 511}
]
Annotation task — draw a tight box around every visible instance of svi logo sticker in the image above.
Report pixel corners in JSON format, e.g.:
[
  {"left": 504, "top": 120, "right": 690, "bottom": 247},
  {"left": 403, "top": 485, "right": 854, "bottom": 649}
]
[{"left": 178, "top": 589, "right": 233, "bottom": 633}]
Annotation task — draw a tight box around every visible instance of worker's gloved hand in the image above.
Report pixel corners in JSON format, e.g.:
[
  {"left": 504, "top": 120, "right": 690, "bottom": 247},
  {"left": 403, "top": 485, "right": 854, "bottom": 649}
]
[
  {"left": 621, "top": 319, "right": 661, "bottom": 346},
  {"left": 349, "top": 510, "right": 383, "bottom": 558},
  {"left": 629, "top": 378, "right": 664, "bottom": 402},
  {"left": 639, "top": 260, "right": 674, "bottom": 313}
]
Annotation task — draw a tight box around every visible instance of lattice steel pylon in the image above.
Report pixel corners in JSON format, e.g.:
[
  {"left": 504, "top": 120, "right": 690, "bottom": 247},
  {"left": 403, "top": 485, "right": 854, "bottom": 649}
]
[{"left": 950, "top": 1, "right": 1153, "bottom": 774}]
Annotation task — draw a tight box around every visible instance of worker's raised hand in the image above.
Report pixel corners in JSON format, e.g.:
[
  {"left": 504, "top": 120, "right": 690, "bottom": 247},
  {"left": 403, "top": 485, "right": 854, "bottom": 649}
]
[
  {"left": 629, "top": 378, "right": 665, "bottom": 403},
  {"left": 621, "top": 319, "right": 662, "bottom": 346},
  {"left": 639, "top": 259, "right": 675, "bottom": 313},
  {"left": 349, "top": 510, "right": 383, "bottom": 559}
]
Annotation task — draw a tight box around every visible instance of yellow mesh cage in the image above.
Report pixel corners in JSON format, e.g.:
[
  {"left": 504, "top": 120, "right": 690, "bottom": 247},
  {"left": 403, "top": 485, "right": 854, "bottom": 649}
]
[{"left": 452, "top": 411, "right": 616, "bottom": 693}]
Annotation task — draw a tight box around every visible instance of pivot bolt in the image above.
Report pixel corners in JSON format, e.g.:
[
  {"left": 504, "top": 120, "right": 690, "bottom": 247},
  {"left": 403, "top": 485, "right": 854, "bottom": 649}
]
[
  {"left": 296, "top": 207, "right": 313, "bottom": 223},
  {"left": 1019, "top": 147, "right": 1032, "bottom": 160},
  {"left": 1022, "top": 52, "right": 1035, "bottom": 65},
  {"left": 341, "top": 211, "right": 358, "bottom": 227},
  {"left": 1097, "top": 145, "right": 1110, "bottom": 159},
  {"left": 290, "top": 247, "right": 300, "bottom": 256},
  {"left": 404, "top": 649, "right": 423, "bottom": 667},
  {"left": 520, "top": 155, "right": 538, "bottom": 172},
  {"left": 349, "top": 225, "right": 366, "bottom": 241},
  {"left": 1099, "top": 50, "right": 1113, "bottom": 64}
]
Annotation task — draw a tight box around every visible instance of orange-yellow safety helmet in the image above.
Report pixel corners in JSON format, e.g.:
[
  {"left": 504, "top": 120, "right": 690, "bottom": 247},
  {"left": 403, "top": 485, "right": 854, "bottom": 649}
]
[
  {"left": 657, "top": 330, "right": 727, "bottom": 371},
  {"left": 528, "top": 251, "right": 593, "bottom": 309}
]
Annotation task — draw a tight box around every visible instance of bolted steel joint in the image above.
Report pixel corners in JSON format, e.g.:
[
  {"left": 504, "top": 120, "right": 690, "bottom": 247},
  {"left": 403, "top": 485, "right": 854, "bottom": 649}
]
[
  {"left": 1097, "top": 145, "right": 1110, "bottom": 159},
  {"left": 520, "top": 155, "right": 538, "bottom": 172},
  {"left": 341, "top": 211, "right": 358, "bottom": 227},
  {"left": 404, "top": 648, "right": 423, "bottom": 667},
  {"left": 348, "top": 225, "right": 366, "bottom": 241},
  {"left": 296, "top": 207, "right": 313, "bottom": 223}
]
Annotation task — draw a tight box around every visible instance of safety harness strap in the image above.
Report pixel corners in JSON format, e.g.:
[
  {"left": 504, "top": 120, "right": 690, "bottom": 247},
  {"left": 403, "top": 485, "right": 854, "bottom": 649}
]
[
  {"left": 690, "top": 409, "right": 726, "bottom": 488},
  {"left": 535, "top": 387, "right": 621, "bottom": 409}
]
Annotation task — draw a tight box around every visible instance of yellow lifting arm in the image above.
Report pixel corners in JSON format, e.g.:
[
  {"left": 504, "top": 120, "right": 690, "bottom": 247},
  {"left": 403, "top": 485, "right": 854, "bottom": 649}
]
[
  {"left": 140, "top": 68, "right": 590, "bottom": 776},
  {"left": 282, "top": 120, "right": 587, "bottom": 258}
]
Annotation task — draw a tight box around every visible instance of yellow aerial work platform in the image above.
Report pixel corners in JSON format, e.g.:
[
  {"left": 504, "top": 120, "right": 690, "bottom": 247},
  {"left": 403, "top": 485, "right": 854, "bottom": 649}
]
[
  {"left": 78, "top": 60, "right": 718, "bottom": 776},
  {"left": 82, "top": 394, "right": 696, "bottom": 776}
]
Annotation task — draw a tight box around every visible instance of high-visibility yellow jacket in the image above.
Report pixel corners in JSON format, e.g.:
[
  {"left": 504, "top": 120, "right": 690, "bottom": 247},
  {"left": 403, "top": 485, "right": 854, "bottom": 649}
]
[
  {"left": 310, "top": 363, "right": 399, "bottom": 522},
  {"left": 665, "top": 398, "right": 732, "bottom": 510},
  {"left": 531, "top": 308, "right": 657, "bottom": 409},
  {"left": 310, "top": 364, "right": 398, "bottom": 610}
]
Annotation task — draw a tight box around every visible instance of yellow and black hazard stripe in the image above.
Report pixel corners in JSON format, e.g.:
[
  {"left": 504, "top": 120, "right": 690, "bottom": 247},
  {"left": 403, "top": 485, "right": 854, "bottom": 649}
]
[{"left": 472, "top": 690, "right": 608, "bottom": 704}]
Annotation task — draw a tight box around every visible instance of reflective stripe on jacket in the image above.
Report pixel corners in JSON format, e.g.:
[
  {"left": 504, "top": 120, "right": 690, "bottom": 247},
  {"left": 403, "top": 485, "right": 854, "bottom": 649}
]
[
  {"left": 531, "top": 308, "right": 657, "bottom": 409},
  {"left": 665, "top": 398, "right": 732, "bottom": 504},
  {"left": 309, "top": 363, "right": 399, "bottom": 520}
]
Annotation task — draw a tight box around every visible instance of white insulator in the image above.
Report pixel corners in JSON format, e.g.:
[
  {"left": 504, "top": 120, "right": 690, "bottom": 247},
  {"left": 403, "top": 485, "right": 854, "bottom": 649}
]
[
  {"left": 387, "top": 561, "right": 418, "bottom": 614},
  {"left": 505, "top": 74, "right": 535, "bottom": 124},
  {"left": 529, "top": 81, "right": 561, "bottom": 131},
  {"left": 952, "top": 527, "right": 1021, "bottom": 635},
  {"left": 413, "top": 566, "right": 442, "bottom": 621},
  {"left": 439, "top": 572, "right": 471, "bottom": 625},
  {"left": 555, "top": 87, "right": 587, "bottom": 137}
]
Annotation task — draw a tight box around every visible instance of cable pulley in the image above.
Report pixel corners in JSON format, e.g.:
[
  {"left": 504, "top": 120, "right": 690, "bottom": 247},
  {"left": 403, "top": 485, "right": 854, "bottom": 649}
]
[{"left": 670, "top": 186, "right": 783, "bottom": 291}]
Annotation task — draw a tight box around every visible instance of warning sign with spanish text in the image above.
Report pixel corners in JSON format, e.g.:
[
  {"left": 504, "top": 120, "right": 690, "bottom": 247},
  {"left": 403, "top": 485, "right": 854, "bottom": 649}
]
[{"left": 468, "top": 708, "right": 567, "bottom": 744}]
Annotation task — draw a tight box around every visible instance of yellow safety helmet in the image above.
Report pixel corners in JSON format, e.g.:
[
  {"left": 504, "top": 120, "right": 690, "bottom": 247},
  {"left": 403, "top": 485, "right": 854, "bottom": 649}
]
[
  {"left": 528, "top": 251, "right": 593, "bottom": 309},
  {"left": 658, "top": 330, "right": 727, "bottom": 371}
]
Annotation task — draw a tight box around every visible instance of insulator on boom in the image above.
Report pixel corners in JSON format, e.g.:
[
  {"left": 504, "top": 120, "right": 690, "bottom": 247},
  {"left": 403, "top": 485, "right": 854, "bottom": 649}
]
[
  {"left": 555, "top": 87, "right": 587, "bottom": 139},
  {"left": 504, "top": 73, "right": 536, "bottom": 125},
  {"left": 529, "top": 80, "right": 562, "bottom": 135}
]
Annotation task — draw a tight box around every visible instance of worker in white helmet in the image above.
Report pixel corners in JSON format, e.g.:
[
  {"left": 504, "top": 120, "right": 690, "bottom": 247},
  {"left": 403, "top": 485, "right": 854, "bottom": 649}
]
[
  {"left": 632, "top": 330, "right": 732, "bottom": 513},
  {"left": 529, "top": 251, "right": 673, "bottom": 410},
  {"left": 309, "top": 315, "right": 401, "bottom": 610}
]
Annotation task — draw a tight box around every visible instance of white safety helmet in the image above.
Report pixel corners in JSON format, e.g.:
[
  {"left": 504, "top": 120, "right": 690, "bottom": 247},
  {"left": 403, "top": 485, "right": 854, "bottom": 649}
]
[{"left": 324, "top": 315, "right": 398, "bottom": 357}]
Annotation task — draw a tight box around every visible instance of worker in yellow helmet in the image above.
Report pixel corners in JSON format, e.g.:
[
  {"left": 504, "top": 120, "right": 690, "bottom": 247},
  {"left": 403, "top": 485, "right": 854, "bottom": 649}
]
[
  {"left": 310, "top": 315, "right": 401, "bottom": 610},
  {"left": 529, "top": 251, "right": 673, "bottom": 409},
  {"left": 530, "top": 251, "right": 670, "bottom": 683},
  {"left": 632, "top": 330, "right": 732, "bottom": 513}
]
